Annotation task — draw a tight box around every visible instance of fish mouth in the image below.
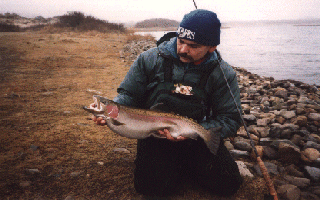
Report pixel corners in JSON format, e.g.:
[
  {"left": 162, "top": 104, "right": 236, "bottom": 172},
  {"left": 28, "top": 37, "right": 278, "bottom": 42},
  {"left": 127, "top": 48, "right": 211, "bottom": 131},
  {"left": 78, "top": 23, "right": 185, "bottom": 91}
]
[
  {"left": 83, "top": 95, "right": 120, "bottom": 121},
  {"left": 82, "top": 105, "right": 105, "bottom": 115},
  {"left": 83, "top": 96, "right": 106, "bottom": 115}
]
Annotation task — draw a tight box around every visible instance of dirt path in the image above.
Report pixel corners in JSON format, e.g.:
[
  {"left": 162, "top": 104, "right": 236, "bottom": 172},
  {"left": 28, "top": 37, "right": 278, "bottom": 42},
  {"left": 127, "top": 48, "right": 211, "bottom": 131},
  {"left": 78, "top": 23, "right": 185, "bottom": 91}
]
[{"left": 0, "top": 31, "right": 267, "bottom": 199}]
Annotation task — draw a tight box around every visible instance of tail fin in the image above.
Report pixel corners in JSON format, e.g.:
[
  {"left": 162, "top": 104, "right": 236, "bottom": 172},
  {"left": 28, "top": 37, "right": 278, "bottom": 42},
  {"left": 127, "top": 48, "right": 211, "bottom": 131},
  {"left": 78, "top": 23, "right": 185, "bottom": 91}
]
[{"left": 204, "top": 127, "right": 222, "bottom": 155}]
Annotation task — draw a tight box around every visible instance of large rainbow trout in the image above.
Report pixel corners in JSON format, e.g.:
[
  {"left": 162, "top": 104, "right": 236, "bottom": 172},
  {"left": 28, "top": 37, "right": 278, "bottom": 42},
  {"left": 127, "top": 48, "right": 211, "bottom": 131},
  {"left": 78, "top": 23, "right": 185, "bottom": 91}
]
[{"left": 83, "top": 95, "right": 221, "bottom": 155}]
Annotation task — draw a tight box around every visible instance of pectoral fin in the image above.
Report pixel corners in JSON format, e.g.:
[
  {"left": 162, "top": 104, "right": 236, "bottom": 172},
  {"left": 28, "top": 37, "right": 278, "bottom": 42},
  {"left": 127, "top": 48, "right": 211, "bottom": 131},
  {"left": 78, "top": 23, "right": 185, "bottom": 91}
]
[{"left": 109, "top": 118, "right": 125, "bottom": 126}]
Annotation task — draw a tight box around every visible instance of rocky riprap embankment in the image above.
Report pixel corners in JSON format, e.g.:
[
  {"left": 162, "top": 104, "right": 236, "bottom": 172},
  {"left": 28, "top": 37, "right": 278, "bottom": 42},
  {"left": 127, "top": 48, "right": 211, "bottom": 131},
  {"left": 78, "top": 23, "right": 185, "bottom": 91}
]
[
  {"left": 230, "top": 68, "right": 320, "bottom": 200},
  {"left": 122, "top": 39, "right": 320, "bottom": 200},
  {"left": 120, "top": 38, "right": 157, "bottom": 62}
]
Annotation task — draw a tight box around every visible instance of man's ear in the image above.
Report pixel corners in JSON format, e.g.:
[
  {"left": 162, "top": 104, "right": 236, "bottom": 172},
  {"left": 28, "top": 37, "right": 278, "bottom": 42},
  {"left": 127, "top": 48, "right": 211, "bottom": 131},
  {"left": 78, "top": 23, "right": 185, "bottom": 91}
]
[{"left": 208, "top": 46, "right": 217, "bottom": 53}]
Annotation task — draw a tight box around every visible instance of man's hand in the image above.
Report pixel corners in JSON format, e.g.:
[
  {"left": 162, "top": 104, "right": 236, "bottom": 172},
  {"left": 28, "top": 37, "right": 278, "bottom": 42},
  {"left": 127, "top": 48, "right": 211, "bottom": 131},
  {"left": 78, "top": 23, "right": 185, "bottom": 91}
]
[
  {"left": 158, "top": 129, "right": 187, "bottom": 142},
  {"left": 90, "top": 102, "right": 106, "bottom": 125},
  {"left": 92, "top": 116, "right": 106, "bottom": 125}
]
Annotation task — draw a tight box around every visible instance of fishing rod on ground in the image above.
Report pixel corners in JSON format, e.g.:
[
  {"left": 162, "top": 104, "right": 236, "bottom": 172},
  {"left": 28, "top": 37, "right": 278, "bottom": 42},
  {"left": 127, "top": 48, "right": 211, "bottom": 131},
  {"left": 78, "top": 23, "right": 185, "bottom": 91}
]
[
  {"left": 190, "top": 1, "right": 278, "bottom": 199},
  {"left": 218, "top": 60, "right": 278, "bottom": 200}
]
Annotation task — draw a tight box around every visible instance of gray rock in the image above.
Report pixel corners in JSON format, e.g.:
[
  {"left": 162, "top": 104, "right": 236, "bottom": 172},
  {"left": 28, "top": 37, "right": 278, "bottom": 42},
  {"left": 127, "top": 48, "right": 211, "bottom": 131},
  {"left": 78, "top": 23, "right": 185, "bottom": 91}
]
[
  {"left": 229, "top": 150, "right": 250, "bottom": 159},
  {"left": 308, "top": 186, "right": 320, "bottom": 196},
  {"left": 295, "top": 115, "right": 308, "bottom": 126},
  {"left": 224, "top": 140, "right": 234, "bottom": 151},
  {"left": 298, "top": 96, "right": 311, "bottom": 104},
  {"left": 283, "top": 175, "right": 311, "bottom": 188},
  {"left": 26, "top": 169, "right": 40, "bottom": 174},
  {"left": 308, "top": 113, "right": 320, "bottom": 121},
  {"left": 256, "top": 118, "right": 270, "bottom": 126},
  {"left": 260, "top": 137, "right": 277, "bottom": 146},
  {"left": 278, "top": 142, "right": 301, "bottom": 164},
  {"left": 86, "top": 88, "right": 102, "bottom": 95},
  {"left": 300, "top": 192, "right": 320, "bottom": 200},
  {"left": 243, "top": 114, "right": 256, "bottom": 121},
  {"left": 310, "top": 134, "right": 320, "bottom": 143},
  {"left": 301, "top": 148, "right": 320, "bottom": 163},
  {"left": 113, "top": 148, "right": 130, "bottom": 153},
  {"left": 304, "top": 166, "right": 320, "bottom": 182},
  {"left": 70, "top": 171, "right": 83, "bottom": 177},
  {"left": 281, "top": 129, "right": 294, "bottom": 139},
  {"left": 270, "top": 139, "right": 300, "bottom": 149},
  {"left": 285, "top": 164, "right": 305, "bottom": 178},
  {"left": 274, "top": 88, "right": 288, "bottom": 98},
  {"left": 269, "top": 126, "right": 282, "bottom": 138},
  {"left": 254, "top": 161, "right": 279, "bottom": 176},
  {"left": 234, "top": 141, "right": 252, "bottom": 152},
  {"left": 272, "top": 97, "right": 285, "bottom": 110},
  {"left": 314, "top": 158, "right": 320, "bottom": 168},
  {"left": 263, "top": 146, "right": 278, "bottom": 160},
  {"left": 20, "top": 181, "right": 31, "bottom": 187},
  {"left": 236, "top": 161, "right": 254, "bottom": 178},
  {"left": 291, "top": 134, "right": 303, "bottom": 146},
  {"left": 236, "top": 126, "right": 249, "bottom": 137},
  {"left": 252, "top": 126, "right": 270, "bottom": 138},
  {"left": 279, "top": 123, "right": 299, "bottom": 131},
  {"left": 277, "top": 184, "right": 301, "bottom": 200},
  {"left": 241, "top": 104, "right": 251, "bottom": 114},
  {"left": 64, "top": 196, "right": 74, "bottom": 200}
]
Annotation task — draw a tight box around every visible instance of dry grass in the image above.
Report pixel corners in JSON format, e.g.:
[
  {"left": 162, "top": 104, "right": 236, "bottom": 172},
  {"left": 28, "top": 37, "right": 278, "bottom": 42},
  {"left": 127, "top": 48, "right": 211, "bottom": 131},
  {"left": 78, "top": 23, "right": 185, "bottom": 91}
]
[
  {"left": 124, "top": 32, "right": 155, "bottom": 43},
  {"left": 0, "top": 31, "right": 271, "bottom": 199}
]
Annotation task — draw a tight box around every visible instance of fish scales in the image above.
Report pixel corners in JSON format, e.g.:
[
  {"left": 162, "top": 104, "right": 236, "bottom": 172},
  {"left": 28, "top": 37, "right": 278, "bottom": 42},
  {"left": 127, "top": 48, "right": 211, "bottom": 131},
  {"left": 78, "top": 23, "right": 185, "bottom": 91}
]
[{"left": 83, "top": 95, "right": 221, "bottom": 155}]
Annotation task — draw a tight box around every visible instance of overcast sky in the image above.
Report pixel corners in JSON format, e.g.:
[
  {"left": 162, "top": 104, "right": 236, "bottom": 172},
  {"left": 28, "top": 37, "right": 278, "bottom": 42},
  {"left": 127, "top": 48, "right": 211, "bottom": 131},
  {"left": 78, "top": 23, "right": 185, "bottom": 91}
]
[{"left": 1, "top": 0, "right": 320, "bottom": 23}]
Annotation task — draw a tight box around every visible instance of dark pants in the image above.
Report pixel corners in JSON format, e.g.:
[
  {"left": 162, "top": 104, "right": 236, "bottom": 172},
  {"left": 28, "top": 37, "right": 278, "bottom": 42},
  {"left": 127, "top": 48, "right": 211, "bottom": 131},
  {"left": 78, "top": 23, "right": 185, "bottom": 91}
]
[{"left": 133, "top": 137, "right": 243, "bottom": 197}]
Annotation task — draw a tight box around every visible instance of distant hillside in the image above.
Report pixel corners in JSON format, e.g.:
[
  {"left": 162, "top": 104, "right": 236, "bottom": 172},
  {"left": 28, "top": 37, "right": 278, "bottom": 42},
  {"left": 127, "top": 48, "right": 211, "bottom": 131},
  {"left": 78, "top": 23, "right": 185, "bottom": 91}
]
[
  {"left": 0, "top": 12, "right": 125, "bottom": 33},
  {"left": 135, "top": 18, "right": 179, "bottom": 28}
]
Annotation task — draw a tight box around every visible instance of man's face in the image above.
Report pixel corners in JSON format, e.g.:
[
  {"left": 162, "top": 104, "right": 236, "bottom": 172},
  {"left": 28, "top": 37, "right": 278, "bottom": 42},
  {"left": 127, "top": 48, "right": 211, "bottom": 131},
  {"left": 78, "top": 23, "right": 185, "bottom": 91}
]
[{"left": 177, "top": 38, "right": 217, "bottom": 63}]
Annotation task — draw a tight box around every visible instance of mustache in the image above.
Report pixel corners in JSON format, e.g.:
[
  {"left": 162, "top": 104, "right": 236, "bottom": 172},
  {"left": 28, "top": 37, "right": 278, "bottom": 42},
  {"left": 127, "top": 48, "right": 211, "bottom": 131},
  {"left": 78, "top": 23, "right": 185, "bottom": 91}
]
[{"left": 178, "top": 53, "right": 193, "bottom": 61}]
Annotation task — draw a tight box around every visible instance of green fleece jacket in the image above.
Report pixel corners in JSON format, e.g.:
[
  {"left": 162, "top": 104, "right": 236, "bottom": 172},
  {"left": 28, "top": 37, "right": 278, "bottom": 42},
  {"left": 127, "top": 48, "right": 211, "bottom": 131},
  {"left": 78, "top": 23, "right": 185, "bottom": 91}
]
[{"left": 114, "top": 37, "right": 242, "bottom": 138}]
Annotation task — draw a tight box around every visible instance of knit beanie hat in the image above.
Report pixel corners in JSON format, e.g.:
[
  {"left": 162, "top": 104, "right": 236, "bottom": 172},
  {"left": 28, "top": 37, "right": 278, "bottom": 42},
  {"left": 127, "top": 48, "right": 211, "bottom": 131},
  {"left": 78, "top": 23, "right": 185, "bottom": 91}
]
[{"left": 177, "top": 9, "right": 221, "bottom": 46}]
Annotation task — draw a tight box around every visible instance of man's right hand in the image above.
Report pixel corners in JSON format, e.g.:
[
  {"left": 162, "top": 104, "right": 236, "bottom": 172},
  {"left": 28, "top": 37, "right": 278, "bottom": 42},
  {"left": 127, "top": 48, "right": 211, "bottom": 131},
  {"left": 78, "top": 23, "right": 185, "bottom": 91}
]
[{"left": 92, "top": 116, "right": 106, "bottom": 125}]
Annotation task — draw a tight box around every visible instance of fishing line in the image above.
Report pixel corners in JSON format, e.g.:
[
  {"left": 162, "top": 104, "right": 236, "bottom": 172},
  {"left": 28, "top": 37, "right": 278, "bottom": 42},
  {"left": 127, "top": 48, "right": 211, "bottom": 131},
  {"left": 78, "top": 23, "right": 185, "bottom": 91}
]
[
  {"left": 217, "top": 39, "right": 279, "bottom": 200},
  {"left": 193, "top": 0, "right": 198, "bottom": 9},
  {"left": 190, "top": 0, "right": 278, "bottom": 198}
]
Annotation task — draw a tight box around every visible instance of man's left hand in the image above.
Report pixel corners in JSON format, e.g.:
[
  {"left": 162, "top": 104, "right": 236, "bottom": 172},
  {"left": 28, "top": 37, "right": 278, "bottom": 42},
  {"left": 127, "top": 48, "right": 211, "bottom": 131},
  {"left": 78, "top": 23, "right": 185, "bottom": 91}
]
[{"left": 158, "top": 129, "right": 187, "bottom": 142}]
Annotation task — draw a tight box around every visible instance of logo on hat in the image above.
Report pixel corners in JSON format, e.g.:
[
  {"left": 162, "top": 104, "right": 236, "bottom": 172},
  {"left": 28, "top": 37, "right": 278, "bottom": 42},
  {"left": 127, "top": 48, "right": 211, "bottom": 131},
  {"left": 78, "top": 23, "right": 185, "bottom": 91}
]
[{"left": 177, "top": 27, "right": 195, "bottom": 40}]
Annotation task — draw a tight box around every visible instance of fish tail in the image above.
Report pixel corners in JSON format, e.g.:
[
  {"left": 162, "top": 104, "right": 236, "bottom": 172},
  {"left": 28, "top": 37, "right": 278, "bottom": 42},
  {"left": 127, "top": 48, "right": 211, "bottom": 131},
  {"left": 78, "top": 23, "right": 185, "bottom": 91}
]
[{"left": 204, "top": 127, "right": 222, "bottom": 155}]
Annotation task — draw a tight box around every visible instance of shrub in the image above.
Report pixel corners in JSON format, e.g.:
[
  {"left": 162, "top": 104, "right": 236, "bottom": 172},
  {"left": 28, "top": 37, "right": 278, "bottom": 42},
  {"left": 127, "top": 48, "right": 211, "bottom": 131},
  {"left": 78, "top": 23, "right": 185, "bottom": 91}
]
[
  {"left": 0, "top": 22, "right": 20, "bottom": 32},
  {"left": 55, "top": 11, "right": 125, "bottom": 33},
  {"left": 58, "top": 11, "right": 85, "bottom": 28}
]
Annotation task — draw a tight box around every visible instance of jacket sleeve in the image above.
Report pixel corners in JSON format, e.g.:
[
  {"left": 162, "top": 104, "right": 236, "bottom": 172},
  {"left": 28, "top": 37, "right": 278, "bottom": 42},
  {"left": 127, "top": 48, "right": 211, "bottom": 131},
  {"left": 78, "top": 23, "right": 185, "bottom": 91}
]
[
  {"left": 113, "top": 48, "right": 159, "bottom": 108},
  {"left": 199, "top": 61, "right": 242, "bottom": 139}
]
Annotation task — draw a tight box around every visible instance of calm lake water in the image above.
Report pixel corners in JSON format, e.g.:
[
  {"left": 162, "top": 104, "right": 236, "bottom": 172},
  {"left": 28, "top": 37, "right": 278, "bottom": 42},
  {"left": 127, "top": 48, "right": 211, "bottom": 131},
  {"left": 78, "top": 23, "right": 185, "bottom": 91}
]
[{"left": 137, "top": 20, "right": 320, "bottom": 86}]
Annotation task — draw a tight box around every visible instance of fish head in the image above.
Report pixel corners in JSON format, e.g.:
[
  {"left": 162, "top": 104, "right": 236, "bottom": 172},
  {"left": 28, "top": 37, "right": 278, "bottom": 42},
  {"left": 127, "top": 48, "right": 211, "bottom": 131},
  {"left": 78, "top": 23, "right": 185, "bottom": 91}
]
[{"left": 83, "top": 95, "right": 119, "bottom": 119}]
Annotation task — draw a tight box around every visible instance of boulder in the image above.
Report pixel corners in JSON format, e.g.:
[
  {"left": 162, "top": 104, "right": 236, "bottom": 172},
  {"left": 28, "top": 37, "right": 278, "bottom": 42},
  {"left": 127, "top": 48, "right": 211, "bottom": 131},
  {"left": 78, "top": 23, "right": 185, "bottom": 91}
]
[
  {"left": 283, "top": 175, "right": 311, "bottom": 188},
  {"left": 277, "top": 184, "right": 301, "bottom": 200},
  {"left": 236, "top": 161, "right": 254, "bottom": 178},
  {"left": 280, "top": 110, "right": 296, "bottom": 119},
  {"left": 278, "top": 142, "right": 301, "bottom": 164},
  {"left": 301, "top": 148, "right": 320, "bottom": 163},
  {"left": 304, "top": 166, "right": 320, "bottom": 182}
]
